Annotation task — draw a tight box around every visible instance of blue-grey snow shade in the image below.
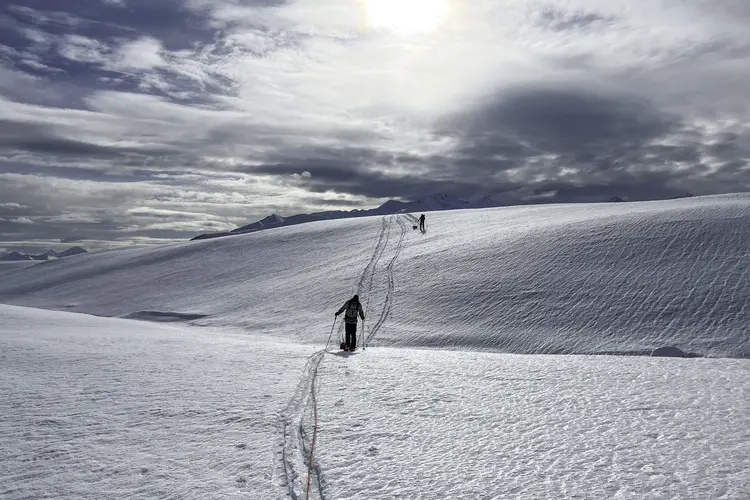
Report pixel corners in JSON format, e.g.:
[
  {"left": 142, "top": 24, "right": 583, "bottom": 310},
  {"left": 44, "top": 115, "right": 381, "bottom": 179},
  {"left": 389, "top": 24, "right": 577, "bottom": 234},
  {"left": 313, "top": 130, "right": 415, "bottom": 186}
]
[{"left": 1, "top": 0, "right": 749, "bottom": 251}]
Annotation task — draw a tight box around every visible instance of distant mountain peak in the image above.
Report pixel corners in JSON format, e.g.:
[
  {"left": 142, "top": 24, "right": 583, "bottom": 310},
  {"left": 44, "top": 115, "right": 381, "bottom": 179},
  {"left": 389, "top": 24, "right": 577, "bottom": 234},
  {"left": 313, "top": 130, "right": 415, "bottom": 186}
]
[
  {"left": 58, "top": 247, "right": 88, "bottom": 258},
  {"left": 2, "top": 251, "right": 34, "bottom": 261},
  {"left": 260, "top": 213, "right": 285, "bottom": 224}
]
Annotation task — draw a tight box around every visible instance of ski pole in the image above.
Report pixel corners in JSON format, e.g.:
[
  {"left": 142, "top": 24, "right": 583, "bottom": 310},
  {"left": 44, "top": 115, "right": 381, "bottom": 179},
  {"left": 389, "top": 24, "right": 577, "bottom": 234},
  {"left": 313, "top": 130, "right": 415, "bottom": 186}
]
[
  {"left": 361, "top": 318, "right": 366, "bottom": 351},
  {"left": 324, "top": 316, "right": 337, "bottom": 351}
]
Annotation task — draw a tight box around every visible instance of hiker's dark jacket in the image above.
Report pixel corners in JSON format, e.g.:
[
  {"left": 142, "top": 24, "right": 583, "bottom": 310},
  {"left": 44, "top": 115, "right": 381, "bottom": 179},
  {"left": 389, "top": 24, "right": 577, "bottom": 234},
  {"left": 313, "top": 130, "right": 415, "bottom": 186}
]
[{"left": 337, "top": 300, "right": 365, "bottom": 324}]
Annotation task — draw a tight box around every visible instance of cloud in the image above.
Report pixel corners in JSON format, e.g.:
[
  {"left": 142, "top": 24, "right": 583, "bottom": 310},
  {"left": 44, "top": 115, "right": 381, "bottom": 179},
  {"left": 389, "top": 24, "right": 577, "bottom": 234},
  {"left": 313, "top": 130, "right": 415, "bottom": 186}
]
[
  {"left": 534, "top": 7, "right": 615, "bottom": 32},
  {"left": 60, "top": 235, "right": 85, "bottom": 243},
  {"left": 0, "top": 0, "right": 748, "bottom": 249},
  {"left": 501, "top": 87, "right": 670, "bottom": 151},
  {"left": 0, "top": 202, "right": 25, "bottom": 209},
  {"left": 118, "top": 37, "right": 165, "bottom": 70},
  {"left": 58, "top": 34, "right": 112, "bottom": 65}
]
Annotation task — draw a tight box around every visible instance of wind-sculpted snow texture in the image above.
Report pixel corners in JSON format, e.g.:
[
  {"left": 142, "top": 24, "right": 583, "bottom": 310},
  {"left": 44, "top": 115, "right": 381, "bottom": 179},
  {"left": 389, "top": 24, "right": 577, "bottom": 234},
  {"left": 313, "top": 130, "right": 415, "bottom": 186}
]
[
  {"left": 2, "top": 305, "right": 747, "bottom": 499},
  {"left": 315, "top": 349, "right": 748, "bottom": 499},
  {"left": 393, "top": 194, "right": 750, "bottom": 357},
  {"left": 0, "top": 194, "right": 748, "bottom": 357},
  {"left": 0, "top": 305, "right": 313, "bottom": 500}
]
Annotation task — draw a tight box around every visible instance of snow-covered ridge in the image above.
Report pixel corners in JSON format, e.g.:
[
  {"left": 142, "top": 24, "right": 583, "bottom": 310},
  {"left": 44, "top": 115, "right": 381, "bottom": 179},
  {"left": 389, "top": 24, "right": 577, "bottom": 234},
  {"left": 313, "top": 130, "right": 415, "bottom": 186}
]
[
  {"left": 0, "top": 194, "right": 748, "bottom": 357},
  {"left": 192, "top": 192, "right": 695, "bottom": 240},
  {"left": 192, "top": 192, "right": 480, "bottom": 240}
]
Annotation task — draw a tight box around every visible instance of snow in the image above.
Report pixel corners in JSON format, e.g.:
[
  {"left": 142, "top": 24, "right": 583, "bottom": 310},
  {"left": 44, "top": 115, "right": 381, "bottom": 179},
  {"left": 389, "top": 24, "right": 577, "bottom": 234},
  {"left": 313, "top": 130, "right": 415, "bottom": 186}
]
[
  {"left": 0, "top": 261, "right": 38, "bottom": 269},
  {"left": 0, "top": 305, "right": 314, "bottom": 499},
  {"left": 1, "top": 305, "right": 747, "bottom": 499},
  {"left": 1, "top": 193, "right": 748, "bottom": 357},
  {"left": 1, "top": 194, "right": 749, "bottom": 499},
  {"left": 315, "top": 349, "right": 748, "bottom": 499}
]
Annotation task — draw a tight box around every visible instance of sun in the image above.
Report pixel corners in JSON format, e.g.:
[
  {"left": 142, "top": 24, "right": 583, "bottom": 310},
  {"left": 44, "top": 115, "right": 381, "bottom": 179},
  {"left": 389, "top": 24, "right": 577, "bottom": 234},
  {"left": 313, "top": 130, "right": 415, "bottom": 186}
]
[{"left": 363, "top": 0, "right": 449, "bottom": 34}]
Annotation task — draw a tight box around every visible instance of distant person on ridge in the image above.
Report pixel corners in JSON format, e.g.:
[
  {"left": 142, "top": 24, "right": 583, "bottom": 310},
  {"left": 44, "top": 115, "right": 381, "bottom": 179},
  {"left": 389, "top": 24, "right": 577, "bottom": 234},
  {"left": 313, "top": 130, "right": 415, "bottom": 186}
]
[
  {"left": 419, "top": 214, "right": 426, "bottom": 232},
  {"left": 335, "top": 294, "right": 365, "bottom": 351}
]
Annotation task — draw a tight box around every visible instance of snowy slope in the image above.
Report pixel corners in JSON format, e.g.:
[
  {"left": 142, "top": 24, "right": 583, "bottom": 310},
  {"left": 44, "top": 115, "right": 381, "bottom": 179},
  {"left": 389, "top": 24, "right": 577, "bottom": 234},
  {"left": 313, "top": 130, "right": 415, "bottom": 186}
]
[
  {"left": 0, "top": 305, "right": 314, "bottom": 500},
  {"left": 0, "top": 194, "right": 748, "bottom": 357},
  {"left": 2, "top": 304, "right": 747, "bottom": 499},
  {"left": 0, "top": 261, "right": 38, "bottom": 271}
]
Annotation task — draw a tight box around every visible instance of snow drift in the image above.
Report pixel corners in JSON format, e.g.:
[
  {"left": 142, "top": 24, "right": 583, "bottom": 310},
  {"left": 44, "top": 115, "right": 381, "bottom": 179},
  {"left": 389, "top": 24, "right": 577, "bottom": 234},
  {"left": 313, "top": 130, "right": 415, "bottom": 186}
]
[{"left": 0, "top": 194, "right": 748, "bottom": 358}]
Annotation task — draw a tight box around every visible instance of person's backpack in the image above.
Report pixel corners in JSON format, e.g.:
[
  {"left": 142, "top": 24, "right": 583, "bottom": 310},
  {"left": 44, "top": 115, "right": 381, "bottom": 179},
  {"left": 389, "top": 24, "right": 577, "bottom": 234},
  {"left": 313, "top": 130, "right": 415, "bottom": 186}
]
[{"left": 345, "top": 300, "right": 360, "bottom": 320}]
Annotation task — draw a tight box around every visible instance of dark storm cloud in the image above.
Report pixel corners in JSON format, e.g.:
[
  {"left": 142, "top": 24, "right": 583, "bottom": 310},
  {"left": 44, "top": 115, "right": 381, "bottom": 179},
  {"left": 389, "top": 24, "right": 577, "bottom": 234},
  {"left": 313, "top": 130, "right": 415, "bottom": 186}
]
[
  {"left": 243, "top": 86, "right": 677, "bottom": 199},
  {"left": 0, "top": 161, "right": 179, "bottom": 183},
  {"left": 0, "top": 203, "right": 30, "bottom": 220},
  {"left": 230, "top": 83, "right": 750, "bottom": 205},
  {"left": 240, "top": 146, "right": 478, "bottom": 201},
  {"left": 426, "top": 85, "right": 704, "bottom": 202},
  {"left": 0, "top": 120, "right": 178, "bottom": 159},
  {"left": 456, "top": 86, "right": 676, "bottom": 156}
]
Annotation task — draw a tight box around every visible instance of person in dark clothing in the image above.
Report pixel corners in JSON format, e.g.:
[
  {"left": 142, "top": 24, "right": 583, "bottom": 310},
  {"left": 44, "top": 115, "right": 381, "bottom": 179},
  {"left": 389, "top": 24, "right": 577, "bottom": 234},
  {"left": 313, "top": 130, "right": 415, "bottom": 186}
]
[
  {"left": 419, "top": 214, "right": 426, "bottom": 231},
  {"left": 335, "top": 294, "right": 365, "bottom": 351}
]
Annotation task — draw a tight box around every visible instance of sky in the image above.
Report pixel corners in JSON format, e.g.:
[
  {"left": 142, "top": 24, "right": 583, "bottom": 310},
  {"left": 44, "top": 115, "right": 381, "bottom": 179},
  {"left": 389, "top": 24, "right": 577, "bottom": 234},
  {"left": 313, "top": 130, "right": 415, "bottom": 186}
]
[{"left": 1, "top": 0, "right": 749, "bottom": 252}]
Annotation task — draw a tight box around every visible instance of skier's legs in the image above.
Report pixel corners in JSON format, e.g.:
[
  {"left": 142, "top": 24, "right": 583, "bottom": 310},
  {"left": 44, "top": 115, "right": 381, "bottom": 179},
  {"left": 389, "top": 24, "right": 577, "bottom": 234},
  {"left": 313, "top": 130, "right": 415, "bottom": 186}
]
[{"left": 345, "top": 323, "right": 356, "bottom": 349}]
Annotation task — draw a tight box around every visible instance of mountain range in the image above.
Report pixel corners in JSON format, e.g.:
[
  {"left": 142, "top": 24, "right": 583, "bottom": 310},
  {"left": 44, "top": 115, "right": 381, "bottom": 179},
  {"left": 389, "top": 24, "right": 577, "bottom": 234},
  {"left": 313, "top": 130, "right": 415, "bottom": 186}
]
[
  {"left": 0, "top": 247, "right": 87, "bottom": 262},
  {"left": 192, "top": 191, "right": 695, "bottom": 241}
]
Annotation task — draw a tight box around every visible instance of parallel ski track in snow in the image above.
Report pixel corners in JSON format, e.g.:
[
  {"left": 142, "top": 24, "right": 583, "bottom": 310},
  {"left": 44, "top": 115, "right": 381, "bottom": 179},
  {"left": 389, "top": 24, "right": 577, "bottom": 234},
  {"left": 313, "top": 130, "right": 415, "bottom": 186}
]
[
  {"left": 365, "top": 215, "right": 407, "bottom": 346},
  {"left": 277, "top": 350, "right": 326, "bottom": 500},
  {"left": 276, "top": 215, "right": 408, "bottom": 499},
  {"left": 358, "top": 216, "right": 392, "bottom": 306}
]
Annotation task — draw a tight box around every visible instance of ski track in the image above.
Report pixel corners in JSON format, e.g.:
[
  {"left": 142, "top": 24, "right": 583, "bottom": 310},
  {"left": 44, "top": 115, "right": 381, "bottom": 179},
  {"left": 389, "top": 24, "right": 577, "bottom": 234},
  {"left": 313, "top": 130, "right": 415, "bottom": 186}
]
[
  {"left": 366, "top": 215, "right": 408, "bottom": 346},
  {"left": 344, "top": 215, "right": 392, "bottom": 346},
  {"left": 276, "top": 214, "right": 408, "bottom": 499},
  {"left": 357, "top": 216, "right": 392, "bottom": 305},
  {"left": 277, "top": 350, "right": 326, "bottom": 500}
]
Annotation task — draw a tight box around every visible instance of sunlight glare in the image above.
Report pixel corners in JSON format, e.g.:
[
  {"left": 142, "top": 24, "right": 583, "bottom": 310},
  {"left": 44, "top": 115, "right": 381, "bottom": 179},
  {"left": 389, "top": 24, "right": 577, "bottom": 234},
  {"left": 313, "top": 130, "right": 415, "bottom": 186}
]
[{"left": 364, "top": 0, "right": 449, "bottom": 34}]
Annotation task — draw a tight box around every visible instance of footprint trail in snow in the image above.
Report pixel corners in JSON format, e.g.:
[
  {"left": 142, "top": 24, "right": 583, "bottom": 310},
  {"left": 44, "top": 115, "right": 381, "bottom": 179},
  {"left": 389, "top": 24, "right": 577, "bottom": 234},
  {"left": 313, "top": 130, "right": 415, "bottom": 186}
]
[{"left": 276, "top": 214, "right": 408, "bottom": 499}]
